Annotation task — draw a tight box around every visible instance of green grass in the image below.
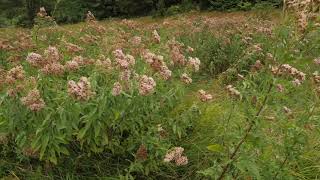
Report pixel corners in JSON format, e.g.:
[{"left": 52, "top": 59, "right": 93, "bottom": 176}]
[{"left": 1, "top": 9, "right": 320, "bottom": 179}]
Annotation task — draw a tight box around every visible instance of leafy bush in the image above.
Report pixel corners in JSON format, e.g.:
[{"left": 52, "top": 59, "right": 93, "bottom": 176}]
[
  {"left": 0, "top": 12, "right": 202, "bottom": 177},
  {"left": 53, "top": 0, "right": 88, "bottom": 23}
]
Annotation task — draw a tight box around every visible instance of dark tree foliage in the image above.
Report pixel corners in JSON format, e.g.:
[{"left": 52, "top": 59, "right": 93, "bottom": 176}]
[{"left": 0, "top": 0, "right": 282, "bottom": 27}]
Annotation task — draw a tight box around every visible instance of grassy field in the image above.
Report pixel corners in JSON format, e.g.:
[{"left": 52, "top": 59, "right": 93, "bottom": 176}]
[{"left": 1, "top": 9, "right": 320, "bottom": 179}]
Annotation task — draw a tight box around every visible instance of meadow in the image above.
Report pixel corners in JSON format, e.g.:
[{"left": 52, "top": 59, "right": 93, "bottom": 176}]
[{"left": 0, "top": 6, "right": 320, "bottom": 180}]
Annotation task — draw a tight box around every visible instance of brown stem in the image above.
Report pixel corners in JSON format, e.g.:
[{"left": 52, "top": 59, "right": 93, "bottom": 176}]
[
  {"left": 217, "top": 83, "right": 274, "bottom": 180},
  {"left": 273, "top": 155, "right": 288, "bottom": 179}
]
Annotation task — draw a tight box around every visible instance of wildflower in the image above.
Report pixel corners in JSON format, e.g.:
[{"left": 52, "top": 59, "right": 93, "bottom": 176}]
[
  {"left": 273, "top": 64, "right": 306, "bottom": 83},
  {"left": 181, "top": 73, "right": 192, "bottom": 84},
  {"left": 266, "top": 53, "right": 274, "bottom": 61},
  {"left": 198, "top": 90, "right": 213, "bottom": 102},
  {"left": 65, "top": 42, "right": 83, "bottom": 54},
  {"left": 253, "top": 44, "right": 263, "bottom": 52},
  {"left": 271, "top": 66, "right": 280, "bottom": 75},
  {"left": 65, "top": 60, "right": 80, "bottom": 71},
  {"left": 44, "top": 46, "right": 60, "bottom": 63},
  {"left": 314, "top": 58, "right": 320, "bottom": 65},
  {"left": 112, "top": 82, "right": 122, "bottom": 96},
  {"left": 252, "top": 60, "right": 263, "bottom": 72},
  {"left": 157, "top": 124, "right": 166, "bottom": 138},
  {"left": 119, "top": 69, "right": 131, "bottom": 82},
  {"left": 136, "top": 145, "right": 148, "bottom": 161},
  {"left": 142, "top": 50, "right": 171, "bottom": 80},
  {"left": 187, "top": 46, "right": 194, "bottom": 53},
  {"left": 96, "top": 57, "right": 112, "bottom": 71},
  {"left": 175, "top": 156, "right": 188, "bottom": 166},
  {"left": 80, "top": 34, "right": 98, "bottom": 44},
  {"left": 292, "top": 79, "right": 302, "bottom": 86},
  {"left": 142, "top": 49, "right": 166, "bottom": 71},
  {"left": 316, "top": 86, "right": 320, "bottom": 94},
  {"left": 72, "top": 56, "right": 85, "bottom": 65},
  {"left": 188, "top": 57, "right": 201, "bottom": 72},
  {"left": 139, "top": 75, "right": 156, "bottom": 96},
  {"left": 283, "top": 106, "right": 292, "bottom": 115},
  {"left": 153, "top": 30, "right": 160, "bottom": 43},
  {"left": 159, "top": 66, "right": 172, "bottom": 80},
  {"left": 113, "top": 49, "right": 125, "bottom": 59},
  {"left": 276, "top": 84, "right": 285, "bottom": 92},
  {"left": 164, "top": 147, "right": 184, "bottom": 162},
  {"left": 164, "top": 147, "right": 188, "bottom": 166},
  {"left": 7, "top": 88, "right": 18, "bottom": 97},
  {"left": 41, "top": 63, "right": 64, "bottom": 75},
  {"left": 86, "top": 11, "right": 96, "bottom": 22},
  {"left": 5, "top": 65, "right": 25, "bottom": 84},
  {"left": 26, "top": 52, "right": 43, "bottom": 67},
  {"left": 37, "top": 7, "right": 47, "bottom": 18},
  {"left": 68, "top": 77, "right": 94, "bottom": 101},
  {"left": 113, "top": 49, "right": 135, "bottom": 70},
  {"left": 313, "top": 71, "right": 320, "bottom": 83},
  {"left": 131, "top": 36, "right": 142, "bottom": 46},
  {"left": 28, "top": 76, "right": 37, "bottom": 87},
  {"left": 171, "top": 47, "right": 186, "bottom": 66},
  {"left": 226, "top": 85, "right": 241, "bottom": 98},
  {"left": 21, "top": 89, "right": 45, "bottom": 112}
]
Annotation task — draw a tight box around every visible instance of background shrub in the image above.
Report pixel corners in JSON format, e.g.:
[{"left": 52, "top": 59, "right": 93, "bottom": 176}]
[{"left": 0, "top": 0, "right": 283, "bottom": 27}]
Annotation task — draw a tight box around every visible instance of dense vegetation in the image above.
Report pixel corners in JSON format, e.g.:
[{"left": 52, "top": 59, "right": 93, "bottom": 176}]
[
  {"left": 0, "top": 0, "right": 283, "bottom": 27},
  {"left": 1, "top": 1, "right": 320, "bottom": 179}
]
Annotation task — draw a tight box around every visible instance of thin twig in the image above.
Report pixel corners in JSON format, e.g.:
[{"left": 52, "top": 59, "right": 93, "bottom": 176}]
[{"left": 217, "top": 82, "right": 274, "bottom": 180}]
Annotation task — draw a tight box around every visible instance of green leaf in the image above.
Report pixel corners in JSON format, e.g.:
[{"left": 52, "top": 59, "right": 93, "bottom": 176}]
[
  {"left": 40, "top": 134, "right": 50, "bottom": 159},
  {"left": 207, "top": 144, "right": 224, "bottom": 153},
  {"left": 94, "top": 122, "right": 101, "bottom": 138},
  {"left": 49, "top": 151, "right": 57, "bottom": 165},
  {"left": 59, "top": 146, "right": 70, "bottom": 156}
]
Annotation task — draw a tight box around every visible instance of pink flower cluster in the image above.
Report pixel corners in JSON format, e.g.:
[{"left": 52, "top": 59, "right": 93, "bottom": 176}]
[
  {"left": 21, "top": 89, "right": 45, "bottom": 112},
  {"left": 26, "top": 53, "right": 44, "bottom": 67},
  {"left": 68, "top": 77, "right": 94, "bottom": 101},
  {"left": 181, "top": 73, "right": 192, "bottom": 84},
  {"left": 187, "top": 46, "right": 194, "bottom": 53},
  {"left": 188, "top": 57, "right": 201, "bottom": 72},
  {"left": 198, "top": 90, "right": 213, "bottom": 102},
  {"left": 113, "top": 49, "right": 135, "bottom": 70},
  {"left": 276, "top": 84, "right": 285, "bottom": 92},
  {"left": 171, "top": 46, "right": 186, "bottom": 66},
  {"left": 65, "top": 42, "right": 84, "bottom": 54},
  {"left": 168, "top": 39, "right": 186, "bottom": 66},
  {"left": 272, "top": 64, "right": 306, "bottom": 86},
  {"left": 314, "top": 58, "right": 320, "bottom": 65},
  {"left": 5, "top": 65, "right": 25, "bottom": 84},
  {"left": 153, "top": 30, "right": 161, "bottom": 43},
  {"left": 312, "top": 72, "right": 320, "bottom": 88},
  {"left": 226, "top": 85, "right": 241, "bottom": 98},
  {"left": 65, "top": 60, "right": 80, "bottom": 72},
  {"left": 95, "top": 55, "right": 112, "bottom": 71},
  {"left": 251, "top": 60, "right": 263, "bottom": 72},
  {"left": 37, "top": 7, "right": 47, "bottom": 18},
  {"left": 164, "top": 147, "right": 188, "bottom": 166},
  {"left": 143, "top": 49, "right": 172, "bottom": 80},
  {"left": 139, "top": 75, "right": 156, "bottom": 96},
  {"left": 41, "top": 63, "right": 65, "bottom": 75},
  {"left": 44, "top": 46, "right": 60, "bottom": 63},
  {"left": 27, "top": 46, "right": 65, "bottom": 75},
  {"left": 85, "top": 11, "right": 96, "bottom": 22},
  {"left": 112, "top": 82, "right": 122, "bottom": 96},
  {"left": 130, "top": 36, "right": 142, "bottom": 46},
  {"left": 80, "top": 34, "right": 98, "bottom": 44},
  {"left": 0, "top": 38, "right": 14, "bottom": 50}
]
